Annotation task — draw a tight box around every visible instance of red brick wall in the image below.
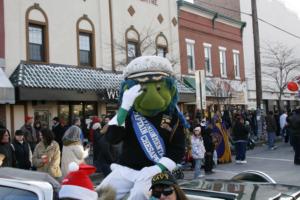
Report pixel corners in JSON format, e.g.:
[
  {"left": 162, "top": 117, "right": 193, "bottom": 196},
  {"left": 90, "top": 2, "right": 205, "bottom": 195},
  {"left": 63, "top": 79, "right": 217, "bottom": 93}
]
[
  {"left": 194, "top": 0, "right": 241, "bottom": 21},
  {"left": 179, "top": 10, "right": 245, "bottom": 81},
  {"left": 0, "top": 0, "right": 4, "bottom": 59}
]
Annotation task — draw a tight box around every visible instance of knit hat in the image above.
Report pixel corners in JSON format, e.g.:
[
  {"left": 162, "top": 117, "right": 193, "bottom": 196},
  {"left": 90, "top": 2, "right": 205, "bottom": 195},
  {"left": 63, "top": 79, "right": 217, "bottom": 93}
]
[
  {"left": 59, "top": 162, "right": 98, "bottom": 200},
  {"left": 123, "top": 56, "right": 174, "bottom": 79},
  {"left": 15, "top": 130, "right": 24, "bottom": 136},
  {"left": 25, "top": 116, "right": 33, "bottom": 122}
]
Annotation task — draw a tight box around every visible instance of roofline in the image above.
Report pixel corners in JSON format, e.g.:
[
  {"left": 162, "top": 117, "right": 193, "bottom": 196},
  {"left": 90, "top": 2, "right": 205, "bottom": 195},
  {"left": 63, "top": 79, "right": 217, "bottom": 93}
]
[
  {"left": 177, "top": 0, "right": 246, "bottom": 28},
  {"left": 19, "top": 60, "right": 123, "bottom": 74}
]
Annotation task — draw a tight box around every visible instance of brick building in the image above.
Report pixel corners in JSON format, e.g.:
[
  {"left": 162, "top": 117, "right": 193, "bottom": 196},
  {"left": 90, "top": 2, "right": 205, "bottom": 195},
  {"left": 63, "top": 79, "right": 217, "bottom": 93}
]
[{"left": 178, "top": 0, "right": 247, "bottom": 114}]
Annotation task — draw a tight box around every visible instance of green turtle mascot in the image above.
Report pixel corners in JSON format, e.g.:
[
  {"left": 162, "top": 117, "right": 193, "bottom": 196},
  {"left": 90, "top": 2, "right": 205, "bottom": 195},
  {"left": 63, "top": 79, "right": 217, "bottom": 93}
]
[{"left": 96, "top": 56, "right": 188, "bottom": 199}]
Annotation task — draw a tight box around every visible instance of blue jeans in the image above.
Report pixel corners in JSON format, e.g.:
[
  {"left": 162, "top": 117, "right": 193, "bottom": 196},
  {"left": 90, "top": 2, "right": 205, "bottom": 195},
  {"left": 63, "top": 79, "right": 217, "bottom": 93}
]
[
  {"left": 268, "top": 132, "right": 276, "bottom": 149},
  {"left": 235, "top": 141, "right": 247, "bottom": 161},
  {"left": 194, "top": 158, "right": 203, "bottom": 178}
]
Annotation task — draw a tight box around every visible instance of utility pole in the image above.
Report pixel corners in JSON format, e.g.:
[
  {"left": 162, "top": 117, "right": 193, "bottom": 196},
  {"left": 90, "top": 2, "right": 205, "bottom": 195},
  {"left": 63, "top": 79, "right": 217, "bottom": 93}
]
[{"left": 251, "top": 0, "right": 263, "bottom": 138}]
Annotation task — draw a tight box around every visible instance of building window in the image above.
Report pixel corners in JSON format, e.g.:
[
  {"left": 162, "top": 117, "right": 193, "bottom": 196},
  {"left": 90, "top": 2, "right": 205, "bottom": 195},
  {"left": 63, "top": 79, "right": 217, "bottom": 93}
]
[
  {"left": 126, "top": 26, "right": 140, "bottom": 64},
  {"left": 79, "top": 33, "right": 92, "bottom": 66},
  {"left": 127, "top": 41, "right": 138, "bottom": 63},
  {"left": 25, "top": 4, "right": 49, "bottom": 63},
  {"left": 157, "top": 47, "right": 167, "bottom": 57},
  {"left": 233, "top": 50, "right": 240, "bottom": 79},
  {"left": 219, "top": 47, "right": 227, "bottom": 77},
  {"left": 76, "top": 16, "right": 96, "bottom": 67},
  {"left": 203, "top": 43, "right": 212, "bottom": 75},
  {"left": 156, "top": 32, "right": 168, "bottom": 58},
  {"left": 28, "top": 25, "right": 45, "bottom": 62},
  {"left": 186, "top": 39, "right": 195, "bottom": 73}
]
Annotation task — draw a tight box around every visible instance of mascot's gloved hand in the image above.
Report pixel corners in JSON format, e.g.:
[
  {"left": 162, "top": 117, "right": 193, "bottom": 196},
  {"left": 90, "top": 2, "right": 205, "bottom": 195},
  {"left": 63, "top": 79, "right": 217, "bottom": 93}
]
[
  {"left": 136, "top": 157, "right": 176, "bottom": 182},
  {"left": 109, "top": 84, "right": 142, "bottom": 126},
  {"left": 121, "top": 84, "right": 142, "bottom": 111}
]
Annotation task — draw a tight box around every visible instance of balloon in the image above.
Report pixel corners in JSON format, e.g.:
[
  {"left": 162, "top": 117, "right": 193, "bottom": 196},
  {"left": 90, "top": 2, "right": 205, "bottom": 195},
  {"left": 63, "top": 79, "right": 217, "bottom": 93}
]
[{"left": 287, "top": 81, "right": 298, "bottom": 92}]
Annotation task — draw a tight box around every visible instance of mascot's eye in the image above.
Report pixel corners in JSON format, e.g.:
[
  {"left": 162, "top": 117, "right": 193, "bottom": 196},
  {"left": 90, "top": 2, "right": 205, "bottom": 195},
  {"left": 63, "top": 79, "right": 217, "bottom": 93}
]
[{"left": 156, "top": 85, "right": 161, "bottom": 91}]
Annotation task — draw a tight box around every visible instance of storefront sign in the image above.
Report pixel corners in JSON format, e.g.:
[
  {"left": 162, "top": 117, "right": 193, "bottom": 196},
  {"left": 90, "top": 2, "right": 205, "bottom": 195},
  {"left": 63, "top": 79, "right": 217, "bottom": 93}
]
[
  {"left": 140, "top": 0, "right": 158, "bottom": 6},
  {"left": 106, "top": 89, "right": 119, "bottom": 100}
]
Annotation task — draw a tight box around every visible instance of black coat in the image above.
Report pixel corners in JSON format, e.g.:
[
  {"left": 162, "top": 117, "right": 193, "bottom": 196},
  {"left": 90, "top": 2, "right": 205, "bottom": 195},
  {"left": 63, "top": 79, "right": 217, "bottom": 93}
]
[
  {"left": 12, "top": 140, "right": 31, "bottom": 169},
  {"left": 52, "top": 123, "right": 67, "bottom": 149},
  {"left": 287, "top": 111, "right": 300, "bottom": 137},
  {"left": 0, "top": 143, "right": 15, "bottom": 167},
  {"left": 232, "top": 121, "right": 249, "bottom": 141},
  {"left": 203, "top": 128, "right": 214, "bottom": 153},
  {"left": 106, "top": 112, "right": 185, "bottom": 170}
]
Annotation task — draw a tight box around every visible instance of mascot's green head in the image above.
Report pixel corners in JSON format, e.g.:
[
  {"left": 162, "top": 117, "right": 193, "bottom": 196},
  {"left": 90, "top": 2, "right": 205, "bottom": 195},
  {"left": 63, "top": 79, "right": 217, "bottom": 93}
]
[{"left": 120, "top": 56, "right": 178, "bottom": 117}]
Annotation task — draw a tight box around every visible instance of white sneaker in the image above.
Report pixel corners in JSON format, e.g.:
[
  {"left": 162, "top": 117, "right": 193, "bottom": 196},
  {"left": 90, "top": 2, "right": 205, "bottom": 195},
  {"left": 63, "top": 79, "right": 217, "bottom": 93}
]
[
  {"left": 236, "top": 160, "right": 242, "bottom": 164},
  {"left": 240, "top": 160, "right": 247, "bottom": 164},
  {"left": 197, "top": 174, "right": 205, "bottom": 178}
]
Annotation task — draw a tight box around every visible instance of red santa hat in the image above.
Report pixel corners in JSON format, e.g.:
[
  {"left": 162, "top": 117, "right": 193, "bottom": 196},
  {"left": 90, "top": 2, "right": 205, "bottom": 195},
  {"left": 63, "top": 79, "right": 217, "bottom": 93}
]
[{"left": 59, "top": 162, "right": 98, "bottom": 200}]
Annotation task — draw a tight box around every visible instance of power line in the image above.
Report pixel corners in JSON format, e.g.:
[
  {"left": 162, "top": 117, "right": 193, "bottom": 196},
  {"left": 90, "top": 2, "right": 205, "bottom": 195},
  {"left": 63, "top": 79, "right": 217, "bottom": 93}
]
[{"left": 194, "top": 0, "right": 300, "bottom": 40}]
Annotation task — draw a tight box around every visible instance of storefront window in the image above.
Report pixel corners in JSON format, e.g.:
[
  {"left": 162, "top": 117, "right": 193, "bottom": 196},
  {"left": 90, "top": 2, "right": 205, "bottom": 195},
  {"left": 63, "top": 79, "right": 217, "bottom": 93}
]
[
  {"left": 72, "top": 104, "right": 83, "bottom": 120},
  {"left": 58, "top": 105, "right": 70, "bottom": 125},
  {"left": 85, "top": 103, "right": 97, "bottom": 117}
]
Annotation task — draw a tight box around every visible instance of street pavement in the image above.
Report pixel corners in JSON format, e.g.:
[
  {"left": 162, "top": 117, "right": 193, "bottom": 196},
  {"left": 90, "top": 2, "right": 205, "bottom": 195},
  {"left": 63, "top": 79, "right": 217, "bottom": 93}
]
[{"left": 184, "top": 141, "right": 300, "bottom": 186}]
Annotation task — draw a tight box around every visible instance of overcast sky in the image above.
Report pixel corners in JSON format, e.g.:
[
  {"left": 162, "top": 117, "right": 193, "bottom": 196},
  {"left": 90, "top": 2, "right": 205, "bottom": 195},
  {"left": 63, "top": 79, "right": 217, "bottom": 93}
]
[{"left": 277, "top": 0, "right": 300, "bottom": 19}]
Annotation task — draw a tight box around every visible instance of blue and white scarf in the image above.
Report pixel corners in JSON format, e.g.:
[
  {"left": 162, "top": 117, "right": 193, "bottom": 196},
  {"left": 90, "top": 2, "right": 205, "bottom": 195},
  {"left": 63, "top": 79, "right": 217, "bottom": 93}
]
[{"left": 131, "top": 111, "right": 166, "bottom": 163}]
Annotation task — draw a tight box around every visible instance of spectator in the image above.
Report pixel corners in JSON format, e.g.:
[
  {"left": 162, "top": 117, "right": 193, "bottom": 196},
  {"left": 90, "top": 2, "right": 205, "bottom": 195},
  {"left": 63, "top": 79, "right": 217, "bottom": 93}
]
[
  {"left": 274, "top": 110, "right": 280, "bottom": 137},
  {"left": 232, "top": 116, "right": 249, "bottom": 164},
  {"left": 52, "top": 117, "right": 67, "bottom": 151},
  {"left": 0, "top": 128, "right": 15, "bottom": 167},
  {"left": 72, "top": 117, "right": 84, "bottom": 144},
  {"left": 191, "top": 126, "right": 206, "bottom": 178},
  {"left": 279, "top": 110, "right": 288, "bottom": 143},
  {"left": 32, "top": 128, "right": 62, "bottom": 179},
  {"left": 202, "top": 123, "right": 215, "bottom": 174},
  {"left": 265, "top": 111, "right": 278, "bottom": 150},
  {"left": 287, "top": 107, "right": 300, "bottom": 165},
  {"left": 94, "top": 119, "right": 114, "bottom": 176},
  {"left": 11, "top": 130, "right": 32, "bottom": 169},
  {"left": 149, "top": 171, "right": 188, "bottom": 200},
  {"left": 21, "top": 116, "right": 37, "bottom": 152},
  {"left": 61, "top": 125, "right": 89, "bottom": 177},
  {"left": 34, "top": 120, "right": 42, "bottom": 141}
]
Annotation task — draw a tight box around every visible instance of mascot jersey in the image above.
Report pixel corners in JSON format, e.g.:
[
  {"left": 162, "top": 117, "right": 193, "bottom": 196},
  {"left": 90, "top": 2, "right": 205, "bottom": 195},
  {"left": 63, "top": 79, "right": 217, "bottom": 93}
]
[{"left": 107, "top": 111, "right": 185, "bottom": 170}]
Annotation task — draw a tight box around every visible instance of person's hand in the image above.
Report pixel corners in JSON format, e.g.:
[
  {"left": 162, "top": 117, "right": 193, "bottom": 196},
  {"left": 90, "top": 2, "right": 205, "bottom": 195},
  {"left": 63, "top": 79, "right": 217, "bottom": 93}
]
[
  {"left": 41, "top": 155, "right": 48, "bottom": 164},
  {"left": 121, "top": 84, "right": 142, "bottom": 111}
]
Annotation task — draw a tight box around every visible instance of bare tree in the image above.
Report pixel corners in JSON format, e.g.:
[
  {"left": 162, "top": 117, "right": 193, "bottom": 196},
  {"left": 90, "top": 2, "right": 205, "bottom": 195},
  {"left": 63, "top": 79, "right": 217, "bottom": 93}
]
[
  {"left": 262, "top": 43, "right": 300, "bottom": 111},
  {"left": 112, "top": 26, "right": 179, "bottom": 68}
]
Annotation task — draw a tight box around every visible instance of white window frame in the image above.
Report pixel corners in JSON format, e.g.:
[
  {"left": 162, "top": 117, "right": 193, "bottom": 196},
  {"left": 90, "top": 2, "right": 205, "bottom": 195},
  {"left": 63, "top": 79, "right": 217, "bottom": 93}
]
[
  {"left": 233, "top": 49, "right": 240, "bottom": 79},
  {"left": 186, "top": 38, "right": 196, "bottom": 74},
  {"left": 203, "top": 43, "right": 212, "bottom": 76},
  {"left": 219, "top": 46, "right": 227, "bottom": 78}
]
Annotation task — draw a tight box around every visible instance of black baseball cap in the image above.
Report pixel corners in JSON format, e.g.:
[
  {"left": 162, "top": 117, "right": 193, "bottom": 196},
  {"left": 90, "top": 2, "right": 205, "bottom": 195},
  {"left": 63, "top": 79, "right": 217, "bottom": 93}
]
[{"left": 150, "top": 171, "right": 177, "bottom": 189}]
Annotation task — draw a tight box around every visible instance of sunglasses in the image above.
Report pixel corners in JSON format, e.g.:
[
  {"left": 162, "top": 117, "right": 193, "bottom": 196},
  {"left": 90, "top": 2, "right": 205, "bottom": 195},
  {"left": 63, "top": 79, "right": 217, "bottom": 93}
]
[{"left": 152, "top": 187, "right": 174, "bottom": 198}]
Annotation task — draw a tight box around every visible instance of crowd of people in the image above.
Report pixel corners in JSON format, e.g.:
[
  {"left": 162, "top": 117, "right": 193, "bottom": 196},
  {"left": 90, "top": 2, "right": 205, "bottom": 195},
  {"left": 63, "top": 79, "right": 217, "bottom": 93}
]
[{"left": 0, "top": 105, "right": 300, "bottom": 199}]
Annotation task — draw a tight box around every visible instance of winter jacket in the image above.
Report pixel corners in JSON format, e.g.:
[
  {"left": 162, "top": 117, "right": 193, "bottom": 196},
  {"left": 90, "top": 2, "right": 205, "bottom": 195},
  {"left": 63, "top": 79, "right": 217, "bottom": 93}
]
[
  {"left": 232, "top": 121, "right": 249, "bottom": 141},
  {"left": 265, "top": 115, "right": 277, "bottom": 133},
  {"left": 11, "top": 140, "right": 32, "bottom": 169},
  {"left": 61, "top": 141, "right": 88, "bottom": 177},
  {"left": 0, "top": 143, "right": 15, "bottom": 167},
  {"left": 203, "top": 128, "right": 214, "bottom": 153},
  {"left": 287, "top": 111, "right": 300, "bottom": 137},
  {"left": 191, "top": 135, "right": 206, "bottom": 159},
  {"left": 32, "top": 140, "right": 61, "bottom": 178}
]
